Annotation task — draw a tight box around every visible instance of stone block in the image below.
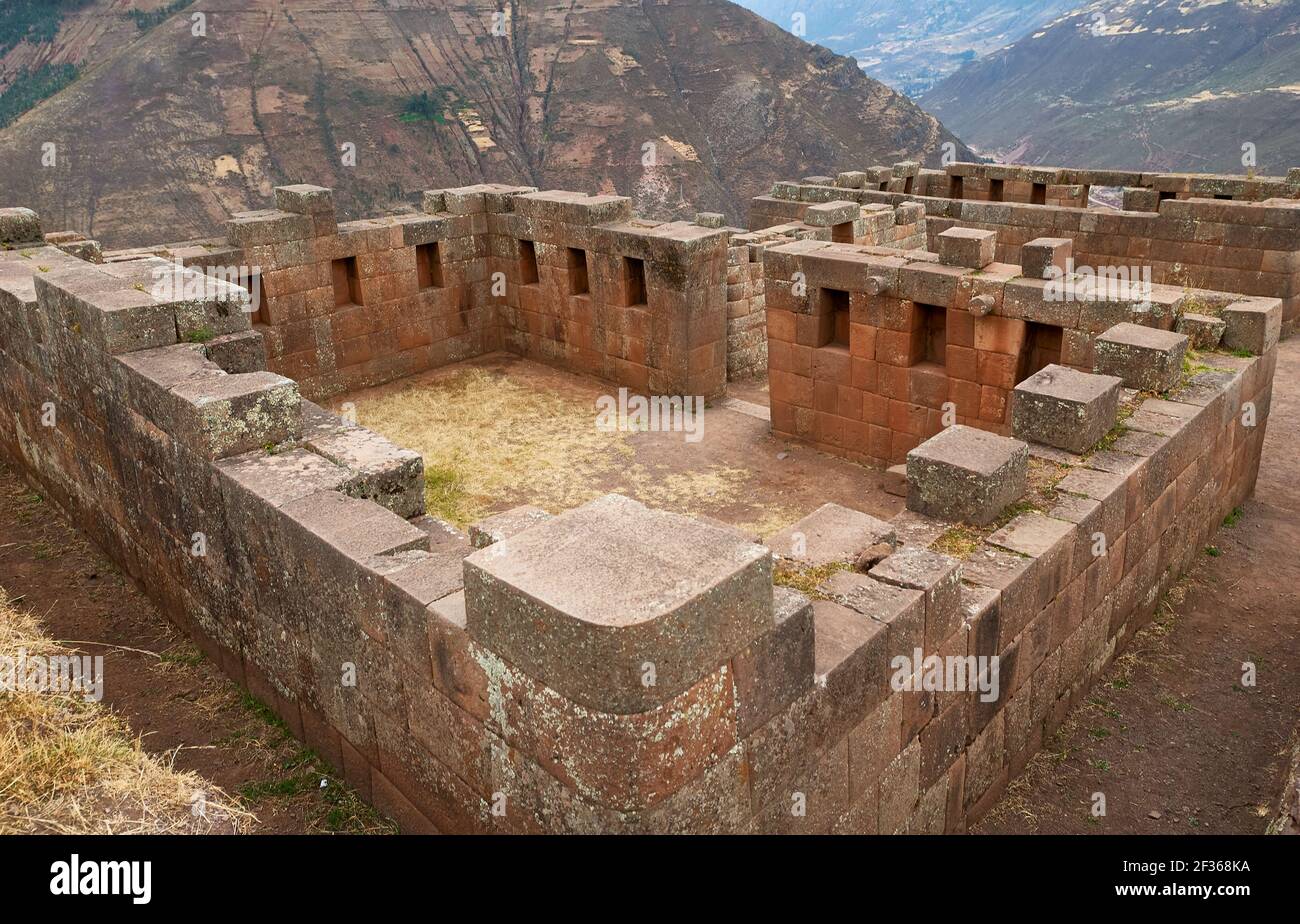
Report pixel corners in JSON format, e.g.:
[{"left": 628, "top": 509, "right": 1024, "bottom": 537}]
[
  {"left": 1011, "top": 364, "right": 1122, "bottom": 454},
  {"left": 936, "top": 227, "right": 996, "bottom": 269},
  {"left": 869, "top": 547, "right": 963, "bottom": 649},
  {"left": 1220, "top": 299, "right": 1282, "bottom": 355},
  {"left": 906, "top": 425, "right": 1028, "bottom": 526},
  {"left": 818, "top": 571, "right": 924, "bottom": 660},
  {"left": 812, "top": 599, "right": 891, "bottom": 714},
  {"left": 804, "top": 200, "right": 860, "bottom": 228},
  {"left": 170, "top": 371, "right": 302, "bottom": 458},
  {"left": 765, "top": 502, "right": 896, "bottom": 567},
  {"left": 1019, "top": 237, "right": 1072, "bottom": 280},
  {"left": 463, "top": 494, "right": 773, "bottom": 713},
  {"left": 274, "top": 184, "right": 336, "bottom": 217},
  {"left": 0, "top": 207, "right": 42, "bottom": 244},
  {"left": 1176, "top": 313, "right": 1225, "bottom": 350},
  {"left": 205, "top": 329, "right": 267, "bottom": 373},
  {"left": 1093, "top": 322, "right": 1188, "bottom": 392},
  {"left": 303, "top": 409, "right": 425, "bottom": 518},
  {"left": 732, "top": 587, "right": 814, "bottom": 735},
  {"left": 468, "top": 505, "right": 553, "bottom": 549}
]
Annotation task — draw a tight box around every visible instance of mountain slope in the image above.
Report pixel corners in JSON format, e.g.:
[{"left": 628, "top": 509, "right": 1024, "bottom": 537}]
[
  {"left": 921, "top": 0, "right": 1300, "bottom": 175},
  {"left": 733, "top": 0, "right": 1075, "bottom": 96},
  {"left": 0, "top": 0, "right": 970, "bottom": 248}
]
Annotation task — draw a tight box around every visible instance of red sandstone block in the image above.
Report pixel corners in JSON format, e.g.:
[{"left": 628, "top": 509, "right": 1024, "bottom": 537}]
[
  {"left": 869, "top": 424, "right": 892, "bottom": 460},
  {"left": 979, "top": 386, "right": 1008, "bottom": 423},
  {"left": 814, "top": 380, "right": 839, "bottom": 414},
  {"left": 875, "top": 329, "right": 913, "bottom": 366},
  {"left": 860, "top": 393, "right": 889, "bottom": 430},
  {"left": 949, "top": 378, "right": 982, "bottom": 419},
  {"left": 815, "top": 411, "right": 846, "bottom": 446},
  {"left": 946, "top": 344, "right": 978, "bottom": 382},
  {"left": 973, "top": 316, "right": 1026, "bottom": 356},
  {"left": 878, "top": 363, "right": 907, "bottom": 400},
  {"left": 837, "top": 385, "right": 862, "bottom": 421},
  {"left": 849, "top": 322, "right": 876, "bottom": 358},
  {"left": 879, "top": 298, "right": 919, "bottom": 332},
  {"left": 908, "top": 363, "right": 948, "bottom": 410},
  {"left": 890, "top": 428, "right": 921, "bottom": 462},
  {"left": 976, "top": 350, "right": 1017, "bottom": 387},
  {"left": 812, "top": 344, "right": 852, "bottom": 383}
]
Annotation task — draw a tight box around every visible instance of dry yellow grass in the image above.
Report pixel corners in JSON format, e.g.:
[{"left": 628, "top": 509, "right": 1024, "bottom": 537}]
[
  {"left": 0, "top": 593, "right": 248, "bottom": 834},
  {"left": 343, "top": 367, "right": 778, "bottom": 528}
]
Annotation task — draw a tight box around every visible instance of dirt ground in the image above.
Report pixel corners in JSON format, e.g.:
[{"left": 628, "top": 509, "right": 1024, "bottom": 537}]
[
  {"left": 0, "top": 341, "right": 1295, "bottom": 834},
  {"left": 0, "top": 473, "right": 395, "bottom": 835}
]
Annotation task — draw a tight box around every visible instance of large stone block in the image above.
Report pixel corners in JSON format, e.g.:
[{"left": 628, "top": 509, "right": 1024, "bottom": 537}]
[
  {"left": 301, "top": 404, "right": 424, "bottom": 518},
  {"left": 1220, "top": 298, "right": 1282, "bottom": 355},
  {"left": 169, "top": 371, "right": 302, "bottom": 458},
  {"left": 1019, "top": 237, "right": 1072, "bottom": 280},
  {"left": 906, "top": 425, "right": 1028, "bottom": 526},
  {"left": 936, "top": 227, "right": 996, "bottom": 269},
  {"left": 1012, "top": 364, "right": 1122, "bottom": 454},
  {"left": 463, "top": 494, "right": 773, "bottom": 713},
  {"left": 1093, "top": 322, "right": 1188, "bottom": 392},
  {"left": 869, "top": 547, "right": 963, "bottom": 649},
  {"left": 274, "top": 184, "right": 336, "bottom": 217},
  {"left": 468, "top": 505, "right": 552, "bottom": 549},
  {"left": 803, "top": 200, "right": 860, "bottom": 228},
  {"left": 765, "top": 502, "right": 896, "bottom": 567},
  {"left": 0, "top": 207, "right": 42, "bottom": 244}
]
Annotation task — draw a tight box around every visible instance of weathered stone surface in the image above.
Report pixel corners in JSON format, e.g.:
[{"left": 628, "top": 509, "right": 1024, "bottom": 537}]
[
  {"left": 464, "top": 494, "right": 773, "bottom": 713},
  {"left": 1019, "top": 237, "right": 1072, "bottom": 280},
  {"left": 1093, "top": 322, "right": 1188, "bottom": 392},
  {"left": 936, "top": 227, "right": 996, "bottom": 269},
  {"left": 812, "top": 599, "right": 891, "bottom": 714},
  {"left": 907, "top": 425, "right": 1028, "bottom": 526},
  {"left": 302, "top": 406, "right": 424, "bottom": 518},
  {"left": 818, "top": 571, "right": 925, "bottom": 660},
  {"left": 275, "top": 184, "right": 336, "bottom": 217},
  {"left": 732, "top": 587, "right": 814, "bottom": 735},
  {"left": 206, "top": 329, "right": 267, "bottom": 373},
  {"left": 1220, "top": 299, "right": 1282, "bottom": 355},
  {"left": 0, "top": 207, "right": 42, "bottom": 244},
  {"left": 869, "top": 547, "right": 963, "bottom": 649},
  {"left": 765, "top": 502, "right": 896, "bottom": 567},
  {"left": 804, "top": 200, "right": 859, "bottom": 228},
  {"left": 1176, "top": 312, "right": 1225, "bottom": 350},
  {"left": 1012, "top": 364, "right": 1122, "bottom": 454},
  {"left": 170, "top": 371, "right": 302, "bottom": 458},
  {"left": 468, "top": 505, "right": 553, "bottom": 549}
]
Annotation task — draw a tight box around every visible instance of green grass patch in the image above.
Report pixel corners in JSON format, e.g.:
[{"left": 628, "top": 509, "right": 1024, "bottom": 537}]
[
  {"left": 424, "top": 462, "right": 470, "bottom": 524},
  {"left": 930, "top": 524, "right": 983, "bottom": 560}
]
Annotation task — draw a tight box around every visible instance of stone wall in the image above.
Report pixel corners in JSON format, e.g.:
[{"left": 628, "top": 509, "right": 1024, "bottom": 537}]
[
  {"left": 756, "top": 166, "right": 1300, "bottom": 331},
  {"left": 105, "top": 183, "right": 735, "bottom": 402},
  {"left": 0, "top": 203, "right": 1277, "bottom": 833}
]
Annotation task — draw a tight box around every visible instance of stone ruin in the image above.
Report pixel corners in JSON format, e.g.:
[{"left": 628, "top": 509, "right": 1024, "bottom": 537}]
[{"left": 0, "top": 158, "right": 1287, "bottom": 832}]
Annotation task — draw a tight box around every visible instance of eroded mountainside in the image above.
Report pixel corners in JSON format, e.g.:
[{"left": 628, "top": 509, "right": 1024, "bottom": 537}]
[
  {"left": 921, "top": 0, "right": 1300, "bottom": 174},
  {"left": 0, "top": 0, "right": 969, "bottom": 247},
  {"left": 735, "top": 0, "right": 1074, "bottom": 96}
]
